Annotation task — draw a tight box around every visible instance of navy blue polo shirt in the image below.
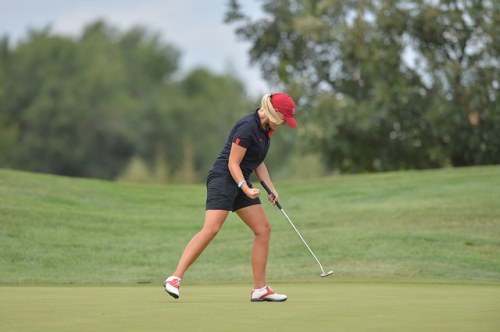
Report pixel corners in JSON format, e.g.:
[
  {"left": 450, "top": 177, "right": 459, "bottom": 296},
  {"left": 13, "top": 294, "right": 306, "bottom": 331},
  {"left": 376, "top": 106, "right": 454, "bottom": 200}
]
[{"left": 210, "top": 110, "right": 271, "bottom": 179}]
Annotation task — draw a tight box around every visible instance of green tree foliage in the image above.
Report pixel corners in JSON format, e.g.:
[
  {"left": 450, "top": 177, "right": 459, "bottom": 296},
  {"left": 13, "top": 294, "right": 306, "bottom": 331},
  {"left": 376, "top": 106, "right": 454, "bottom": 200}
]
[
  {"left": 408, "top": 0, "right": 500, "bottom": 166},
  {"left": 0, "top": 21, "right": 255, "bottom": 182},
  {"left": 128, "top": 67, "right": 251, "bottom": 183},
  {"left": 226, "top": 0, "right": 499, "bottom": 172},
  {"left": 0, "top": 21, "right": 180, "bottom": 178}
]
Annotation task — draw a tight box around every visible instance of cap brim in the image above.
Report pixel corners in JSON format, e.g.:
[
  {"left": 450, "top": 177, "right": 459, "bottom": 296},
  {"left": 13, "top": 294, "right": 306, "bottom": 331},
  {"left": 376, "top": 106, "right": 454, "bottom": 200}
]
[{"left": 284, "top": 116, "right": 298, "bottom": 128}]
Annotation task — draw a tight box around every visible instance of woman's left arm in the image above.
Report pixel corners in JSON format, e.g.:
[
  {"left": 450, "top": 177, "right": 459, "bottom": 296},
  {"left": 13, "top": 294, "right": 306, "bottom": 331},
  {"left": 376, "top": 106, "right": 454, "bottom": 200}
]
[{"left": 255, "top": 162, "right": 279, "bottom": 204}]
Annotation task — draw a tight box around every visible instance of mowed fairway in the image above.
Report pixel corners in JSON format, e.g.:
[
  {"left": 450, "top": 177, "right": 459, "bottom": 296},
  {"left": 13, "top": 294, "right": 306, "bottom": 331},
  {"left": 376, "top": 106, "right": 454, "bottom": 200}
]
[
  {"left": 2, "top": 284, "right": 500, "bottom": 332},
  {"left": 1, "top": 166, "right": 499, "bottom": 331}
]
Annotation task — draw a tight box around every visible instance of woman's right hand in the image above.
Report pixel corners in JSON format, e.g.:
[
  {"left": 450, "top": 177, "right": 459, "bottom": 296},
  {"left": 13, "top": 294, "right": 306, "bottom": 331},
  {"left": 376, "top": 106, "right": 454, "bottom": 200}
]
[{"left": 243, "top": 187, "right": 261, "bottom": 199}]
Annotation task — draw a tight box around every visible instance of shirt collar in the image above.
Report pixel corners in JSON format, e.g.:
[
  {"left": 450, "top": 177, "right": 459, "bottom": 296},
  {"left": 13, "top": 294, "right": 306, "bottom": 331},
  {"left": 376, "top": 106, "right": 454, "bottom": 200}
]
[{"left": 254, "top": 109, "right": 273, "bottom": 138}]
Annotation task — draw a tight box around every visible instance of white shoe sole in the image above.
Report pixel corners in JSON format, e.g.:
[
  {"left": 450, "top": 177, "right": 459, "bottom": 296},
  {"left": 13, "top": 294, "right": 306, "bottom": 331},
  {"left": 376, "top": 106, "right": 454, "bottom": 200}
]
[
  {"left": 251, "top": 297, "right": 287, "bottom": 302},
  {"left": 164, "top": 284, "right": 179, "bottom": 299}
]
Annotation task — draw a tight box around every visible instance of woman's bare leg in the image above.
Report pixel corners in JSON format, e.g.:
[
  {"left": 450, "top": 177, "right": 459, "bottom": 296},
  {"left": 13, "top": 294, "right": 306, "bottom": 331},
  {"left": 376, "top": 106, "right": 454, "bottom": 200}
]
[
  {"left": 172, "top": 209, "right": 229, "bottom": 279},
  {"left": 236, "top": 204, "right": 271, "bottom": 289}
]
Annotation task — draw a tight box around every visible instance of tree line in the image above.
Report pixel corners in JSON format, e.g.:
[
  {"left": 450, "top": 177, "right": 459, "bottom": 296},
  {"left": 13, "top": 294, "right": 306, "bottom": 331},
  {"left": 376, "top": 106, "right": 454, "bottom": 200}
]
[
  {"left": 227, "top": 0, "right": 499, "bottom": 172},
  {"left": 1, "top": 0, "right": 499, "bottom": 183},
  {"left": 0, "top": 21, "right": 258, "bottom": 182}
]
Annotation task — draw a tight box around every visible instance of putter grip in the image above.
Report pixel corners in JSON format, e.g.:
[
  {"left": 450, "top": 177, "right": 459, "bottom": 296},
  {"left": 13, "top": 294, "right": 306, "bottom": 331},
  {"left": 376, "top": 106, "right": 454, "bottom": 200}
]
[{"left": 260, "top": 181, "right": 283, "bottom": 210}]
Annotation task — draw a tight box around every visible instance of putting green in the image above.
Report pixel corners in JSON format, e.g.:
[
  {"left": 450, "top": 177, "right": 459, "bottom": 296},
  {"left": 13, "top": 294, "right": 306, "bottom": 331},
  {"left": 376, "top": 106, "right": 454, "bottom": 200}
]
[{"left": 1, "top": 283, "right": 499, "bottom": 332}]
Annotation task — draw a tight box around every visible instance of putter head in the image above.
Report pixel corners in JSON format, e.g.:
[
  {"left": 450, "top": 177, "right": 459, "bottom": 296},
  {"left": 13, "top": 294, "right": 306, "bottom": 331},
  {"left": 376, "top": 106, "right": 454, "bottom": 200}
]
[{"left": 321, "top": 271, "right": 334, "bottom": 277}]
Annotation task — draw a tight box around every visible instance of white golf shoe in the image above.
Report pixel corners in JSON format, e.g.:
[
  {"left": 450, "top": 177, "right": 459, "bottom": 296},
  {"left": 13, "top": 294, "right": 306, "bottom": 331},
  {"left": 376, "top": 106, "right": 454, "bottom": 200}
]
[
  {"left": 250, "top": 286, "right": 287, "bottom": 302},
  {"left": 163, "top": 276, "right": 181, "bottom": 299}
]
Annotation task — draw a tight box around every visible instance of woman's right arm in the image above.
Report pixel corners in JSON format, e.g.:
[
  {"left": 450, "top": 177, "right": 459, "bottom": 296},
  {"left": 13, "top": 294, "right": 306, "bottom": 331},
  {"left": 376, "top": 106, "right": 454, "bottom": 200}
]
[{"left": 228, "top": 143, "right": 260, "bottom": 199}]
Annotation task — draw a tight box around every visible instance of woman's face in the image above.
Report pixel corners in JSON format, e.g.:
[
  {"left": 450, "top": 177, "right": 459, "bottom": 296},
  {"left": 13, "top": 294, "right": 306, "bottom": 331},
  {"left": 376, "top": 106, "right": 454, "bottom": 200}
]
[{"left": 268, "top": 112, "right": 285, "bottom": 130}]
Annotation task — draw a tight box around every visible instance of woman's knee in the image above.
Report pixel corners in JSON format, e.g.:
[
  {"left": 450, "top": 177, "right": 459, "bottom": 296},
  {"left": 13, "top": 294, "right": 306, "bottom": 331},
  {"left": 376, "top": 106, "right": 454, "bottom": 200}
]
[
  {"left": 201, "top": 223, "right": 222, "bottom": 239},
  {"left": 201, "top": 210, "right": 228, "bottom": 239},
  {"left": 254, "top": 221, "right": 271, "bottom": 238}
]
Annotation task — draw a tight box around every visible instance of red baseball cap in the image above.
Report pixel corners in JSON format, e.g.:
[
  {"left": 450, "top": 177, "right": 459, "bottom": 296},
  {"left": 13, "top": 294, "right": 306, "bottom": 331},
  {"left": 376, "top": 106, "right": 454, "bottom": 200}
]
[{"left": 270, "top": 93, "right": 297, "bottom": 128}]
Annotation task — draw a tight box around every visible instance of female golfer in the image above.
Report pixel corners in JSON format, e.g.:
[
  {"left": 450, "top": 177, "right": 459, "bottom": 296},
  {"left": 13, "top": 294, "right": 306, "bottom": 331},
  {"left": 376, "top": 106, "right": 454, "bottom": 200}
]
[{"left": 164, "top": 93, "right": 297, "bottom": 302}]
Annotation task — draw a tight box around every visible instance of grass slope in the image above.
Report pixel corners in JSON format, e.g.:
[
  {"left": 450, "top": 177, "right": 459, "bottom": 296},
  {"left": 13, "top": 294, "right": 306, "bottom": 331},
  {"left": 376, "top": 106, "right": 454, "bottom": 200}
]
[{"left": 0, "top": 166, "right": 499, "bottom": 285}]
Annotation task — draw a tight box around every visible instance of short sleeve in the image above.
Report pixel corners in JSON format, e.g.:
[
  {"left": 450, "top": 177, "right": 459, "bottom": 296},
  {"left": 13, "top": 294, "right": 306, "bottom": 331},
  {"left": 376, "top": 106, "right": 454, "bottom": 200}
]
[{"left": 231, "top": 121, "right": 253, "bottom": 149}]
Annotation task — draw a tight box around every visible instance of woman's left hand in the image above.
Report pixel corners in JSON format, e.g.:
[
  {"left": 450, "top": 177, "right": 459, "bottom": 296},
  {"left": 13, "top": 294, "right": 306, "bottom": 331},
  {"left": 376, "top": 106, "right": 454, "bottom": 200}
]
[{"left": 267, "top": 191, "right": 279, "bottom": 206}]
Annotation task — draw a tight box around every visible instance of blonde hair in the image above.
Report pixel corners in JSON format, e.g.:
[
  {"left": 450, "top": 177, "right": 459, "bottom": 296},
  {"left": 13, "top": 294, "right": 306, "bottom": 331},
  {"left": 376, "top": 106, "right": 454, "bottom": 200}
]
[{"left": 261, "top": 94, "right": 285, "bottom": 125}]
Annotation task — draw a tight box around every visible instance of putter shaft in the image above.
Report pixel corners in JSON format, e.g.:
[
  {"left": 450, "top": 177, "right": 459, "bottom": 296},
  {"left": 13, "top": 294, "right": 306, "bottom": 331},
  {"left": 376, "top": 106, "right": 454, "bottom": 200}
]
[
  {"left": 260, "top": 181, "right": 333, "bottom": 277},
  {"left": 279, "top": 208, "right": 330, "bottom": 275}
]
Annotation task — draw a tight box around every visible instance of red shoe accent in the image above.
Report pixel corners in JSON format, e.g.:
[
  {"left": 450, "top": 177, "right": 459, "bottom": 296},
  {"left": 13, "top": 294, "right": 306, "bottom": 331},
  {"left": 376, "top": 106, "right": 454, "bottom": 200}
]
[
  {"left": 166, "top": 278, "right": 180, "bottom": 289},
  {"left": 257, "top": 286, "right": 275, "bottom": 300}
]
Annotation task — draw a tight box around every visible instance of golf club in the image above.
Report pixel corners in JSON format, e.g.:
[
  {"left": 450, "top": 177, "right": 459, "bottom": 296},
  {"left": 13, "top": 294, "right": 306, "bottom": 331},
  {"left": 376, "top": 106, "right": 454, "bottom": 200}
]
[{"left": 260, "top": 181, "right": 334, "bottom": 278}]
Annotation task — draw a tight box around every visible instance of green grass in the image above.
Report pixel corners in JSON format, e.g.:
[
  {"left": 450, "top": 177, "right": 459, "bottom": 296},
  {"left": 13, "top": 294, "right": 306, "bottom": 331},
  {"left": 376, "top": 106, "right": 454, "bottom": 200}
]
[
  {"left": 1, "top": 166, "right": 500, "bottom": 331},
  {"left": 1, "top": 166, "right": 499, "bottom": 284},
  {"left": 1, "top": 284, "right": 499, "bottom": 332}
]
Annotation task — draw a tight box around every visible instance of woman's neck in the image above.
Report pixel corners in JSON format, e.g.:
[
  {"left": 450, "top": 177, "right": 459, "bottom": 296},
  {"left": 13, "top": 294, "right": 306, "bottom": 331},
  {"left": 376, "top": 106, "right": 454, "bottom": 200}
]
[{"left": 258, "top": 108, "right": 269, "bottom": 129}]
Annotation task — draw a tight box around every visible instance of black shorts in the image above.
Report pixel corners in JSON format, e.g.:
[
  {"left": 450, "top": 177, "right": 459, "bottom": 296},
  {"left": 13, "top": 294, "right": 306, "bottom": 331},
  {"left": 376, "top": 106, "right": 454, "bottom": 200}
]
[{"left": 205, "top": 170, "right": 261, "bottom": 212}]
